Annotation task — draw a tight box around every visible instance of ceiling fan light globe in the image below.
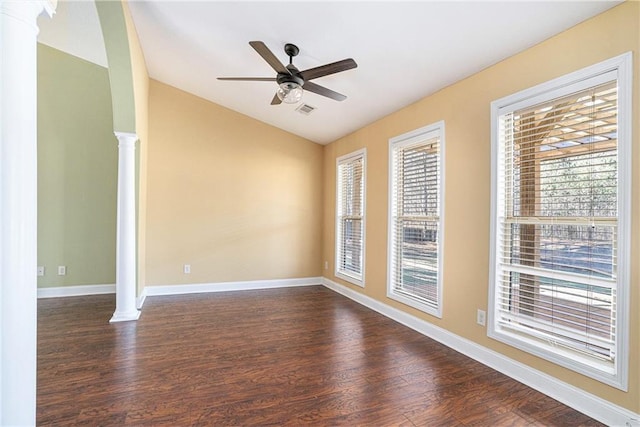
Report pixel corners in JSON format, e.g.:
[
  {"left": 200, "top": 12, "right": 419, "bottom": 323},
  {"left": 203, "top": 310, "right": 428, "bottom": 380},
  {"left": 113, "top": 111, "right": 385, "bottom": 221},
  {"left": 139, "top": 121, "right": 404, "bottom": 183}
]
[{"left": 277, "top": 82, "right": 303, "bottom": 104}]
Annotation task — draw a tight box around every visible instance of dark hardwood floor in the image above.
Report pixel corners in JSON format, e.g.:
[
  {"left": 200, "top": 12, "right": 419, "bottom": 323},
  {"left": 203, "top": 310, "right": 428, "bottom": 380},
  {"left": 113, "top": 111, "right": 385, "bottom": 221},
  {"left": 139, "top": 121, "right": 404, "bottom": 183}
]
[{"left": 37, "top": 285, "right": 602, "bottom": 426}]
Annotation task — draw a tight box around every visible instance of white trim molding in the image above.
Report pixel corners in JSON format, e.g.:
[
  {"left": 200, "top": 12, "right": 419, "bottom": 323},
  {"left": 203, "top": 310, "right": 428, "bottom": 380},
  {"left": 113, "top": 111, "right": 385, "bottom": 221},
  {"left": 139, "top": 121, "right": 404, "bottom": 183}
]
[
  {"left": 37, "top": 284, "right": 116, "bottom": 298},
  {"left": 137, "top": 277, "right": 322, "bottom": 308},
  {"left": 136, "top": 290, "right": 147, "bottom": 310},
  {"left": 321, "top": 277, "right": 640, "bottom": 427}
]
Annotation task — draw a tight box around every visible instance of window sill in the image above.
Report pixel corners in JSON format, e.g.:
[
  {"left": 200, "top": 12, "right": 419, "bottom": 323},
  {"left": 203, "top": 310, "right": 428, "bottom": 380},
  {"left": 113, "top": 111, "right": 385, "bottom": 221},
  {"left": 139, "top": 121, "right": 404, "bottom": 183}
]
[
  {"left": 387, "top": 289, "right": 442, "bottom": 319},
  {"left": 335, "top": 271, "right": 364, "bottom": 288},
  {"left": 488, "top": 323, "right": 625, "bottom": 391}
]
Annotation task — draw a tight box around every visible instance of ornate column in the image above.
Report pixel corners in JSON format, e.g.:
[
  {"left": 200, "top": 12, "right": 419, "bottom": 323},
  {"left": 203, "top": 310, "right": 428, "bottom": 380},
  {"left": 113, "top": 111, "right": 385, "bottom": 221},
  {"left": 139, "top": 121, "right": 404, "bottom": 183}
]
[
  {"left": 0, "top": 0, "right": 55, "bottom": 423},
  {"left": 110, "top": 132, "right": 140, "bottom": 322}
]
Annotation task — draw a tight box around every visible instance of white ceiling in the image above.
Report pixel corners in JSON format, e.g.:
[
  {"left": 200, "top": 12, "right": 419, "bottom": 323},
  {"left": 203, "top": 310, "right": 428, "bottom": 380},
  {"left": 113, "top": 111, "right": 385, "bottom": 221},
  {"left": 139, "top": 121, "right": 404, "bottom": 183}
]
[{"left": 38, "top": 1, "right": 620, "bottom": 145}]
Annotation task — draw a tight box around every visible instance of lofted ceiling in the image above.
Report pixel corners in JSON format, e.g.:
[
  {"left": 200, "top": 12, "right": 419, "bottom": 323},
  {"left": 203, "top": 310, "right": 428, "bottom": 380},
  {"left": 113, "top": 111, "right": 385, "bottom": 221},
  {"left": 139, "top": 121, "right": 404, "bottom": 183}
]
[{"left": 37, "top": 0, "right": 621, "bottom": 145}]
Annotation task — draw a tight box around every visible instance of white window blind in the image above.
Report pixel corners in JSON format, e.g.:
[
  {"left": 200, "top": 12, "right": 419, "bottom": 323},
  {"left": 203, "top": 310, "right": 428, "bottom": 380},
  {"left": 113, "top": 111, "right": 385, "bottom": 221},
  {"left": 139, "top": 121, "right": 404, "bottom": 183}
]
[
  {"left": 336, "top": 149, "right": 365, "bottom": 286},
  {"left": 490, "top": 53, "right": 631, "bottom": 389},
  {"left": 388, "top": 123, "right": 444, "bottom": 317}
]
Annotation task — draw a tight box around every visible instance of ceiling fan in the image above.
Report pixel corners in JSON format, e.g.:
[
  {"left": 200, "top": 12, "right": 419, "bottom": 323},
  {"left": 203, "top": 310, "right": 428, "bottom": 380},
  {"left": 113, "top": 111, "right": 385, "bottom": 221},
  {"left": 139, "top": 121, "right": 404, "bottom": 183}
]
[{"left": 218, "top": 41, "right": 357, "bottom": 105}]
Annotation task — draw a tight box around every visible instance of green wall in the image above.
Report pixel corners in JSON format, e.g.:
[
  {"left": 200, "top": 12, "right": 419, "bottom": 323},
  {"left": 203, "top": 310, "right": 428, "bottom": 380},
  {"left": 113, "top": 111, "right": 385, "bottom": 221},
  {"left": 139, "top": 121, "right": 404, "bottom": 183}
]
[
  {"left": 95, "top": 0, "right": 136, "bottom": 133},
  {"left": 37, "top": 44, "right": 117, "bottom": 288}
]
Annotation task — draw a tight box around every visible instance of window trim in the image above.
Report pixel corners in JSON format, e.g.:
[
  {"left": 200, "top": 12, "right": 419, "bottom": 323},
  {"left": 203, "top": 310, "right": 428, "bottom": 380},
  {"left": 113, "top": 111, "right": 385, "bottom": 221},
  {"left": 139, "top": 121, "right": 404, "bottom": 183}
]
[
  {"left": 488, "top": 52, "right": 632, "bottom": 390},
  {"left": 335, "top": 148, "right": 366, "bottom": 287},
  {"left": 387, "top": 121, "right": 445, "bottom": 318}
]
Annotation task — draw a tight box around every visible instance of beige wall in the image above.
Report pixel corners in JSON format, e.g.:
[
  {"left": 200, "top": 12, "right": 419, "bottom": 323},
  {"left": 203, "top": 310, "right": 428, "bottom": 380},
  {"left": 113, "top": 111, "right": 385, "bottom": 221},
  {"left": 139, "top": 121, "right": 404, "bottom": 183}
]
[
  {"left": 322, "top": 2, "right": 639, "bottom": 412},
  {"left": 37, "top": 44, "right": 117, "bottom": 287},
  {"left": 146, "top": 80, "right": 323, "bottom": 286}
]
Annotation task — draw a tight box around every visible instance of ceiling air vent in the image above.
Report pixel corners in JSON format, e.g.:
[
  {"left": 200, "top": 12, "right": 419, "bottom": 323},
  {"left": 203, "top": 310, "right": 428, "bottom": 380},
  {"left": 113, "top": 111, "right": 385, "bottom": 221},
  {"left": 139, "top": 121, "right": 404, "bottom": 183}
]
[{"left": 296, "top": 103, "right": 316, "bottom": 115}]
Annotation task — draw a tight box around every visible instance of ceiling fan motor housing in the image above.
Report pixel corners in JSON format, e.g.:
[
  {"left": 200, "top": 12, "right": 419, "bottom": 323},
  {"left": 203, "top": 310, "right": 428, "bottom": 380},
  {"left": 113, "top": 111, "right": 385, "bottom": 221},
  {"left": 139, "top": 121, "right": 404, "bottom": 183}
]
[
  {"left": 279, "top": 44, "right": 303, "bottom": 86},
  {"left": 277, "top": 72, "right": 304, "bottom": 87}
]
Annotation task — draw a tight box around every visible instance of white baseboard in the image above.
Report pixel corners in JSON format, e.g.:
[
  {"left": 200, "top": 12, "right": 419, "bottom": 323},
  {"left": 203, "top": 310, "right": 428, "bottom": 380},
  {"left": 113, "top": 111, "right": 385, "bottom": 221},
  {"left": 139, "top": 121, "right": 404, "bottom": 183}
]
[
  {"left": 321, "top": 277, "right": 640, "bottom": 427},
  {"left": 136, "top": 290, "right": 147, "bottom": 310},
  {"left": 137, "top": 276, "right": 322, "bottom": 308},
  {"left": 37, "top": 284, "right": 115, "bottom": 298}
]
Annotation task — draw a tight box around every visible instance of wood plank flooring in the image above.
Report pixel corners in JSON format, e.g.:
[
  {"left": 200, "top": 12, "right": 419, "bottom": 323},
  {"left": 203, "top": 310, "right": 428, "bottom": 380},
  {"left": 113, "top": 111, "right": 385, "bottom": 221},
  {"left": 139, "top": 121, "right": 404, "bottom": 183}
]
[{"left": 37, "top": 285, "right": 602, "bottom": 426}]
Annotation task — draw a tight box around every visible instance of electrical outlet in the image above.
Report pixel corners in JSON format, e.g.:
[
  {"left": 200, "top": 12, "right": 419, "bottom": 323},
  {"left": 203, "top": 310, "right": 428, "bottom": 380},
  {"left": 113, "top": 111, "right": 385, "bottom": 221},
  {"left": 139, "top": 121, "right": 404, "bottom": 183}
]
[
  {"left": 37, "top": 266, "right": 45, "bottom": 276},
  {"left": 58, "top": 266, "right": 66, "bottom": 276},
  {"left": 324, "top": 261, "right": 328, "bottom": 270},
  {"left": 183, "top": 264, "right": 191, "bottom": 274},
  {"left": 477, "top": 309, "right": 486, "bottom": 326}
]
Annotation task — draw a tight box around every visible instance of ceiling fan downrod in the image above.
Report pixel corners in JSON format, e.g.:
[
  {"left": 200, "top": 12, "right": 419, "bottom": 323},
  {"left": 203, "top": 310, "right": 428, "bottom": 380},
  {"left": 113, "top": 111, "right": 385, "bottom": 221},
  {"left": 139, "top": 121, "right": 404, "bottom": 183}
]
[{"left": 284, "top": 43, "right": 299, "bottom": 65}]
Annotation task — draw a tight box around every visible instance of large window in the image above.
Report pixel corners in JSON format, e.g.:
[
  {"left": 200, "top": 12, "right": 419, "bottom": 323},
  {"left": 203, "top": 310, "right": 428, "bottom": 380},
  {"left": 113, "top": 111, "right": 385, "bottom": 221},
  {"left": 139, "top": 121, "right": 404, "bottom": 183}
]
[
  {"left": 489, "top": 53, "right": 631, "bottom": 389},
  {"left": 388, "top": 122, "right": 444, "bottom": 317},
  {"left": 336, "top": 149, "right": 366, "bottom": 286}
]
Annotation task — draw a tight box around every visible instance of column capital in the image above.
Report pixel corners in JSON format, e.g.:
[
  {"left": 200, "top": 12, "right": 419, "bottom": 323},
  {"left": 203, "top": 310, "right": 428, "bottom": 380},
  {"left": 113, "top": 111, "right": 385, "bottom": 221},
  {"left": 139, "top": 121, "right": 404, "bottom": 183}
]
[
  {"left": 114, "top": 131, "right": 138, "bottom": 141},
  {"left": 0, "top": 0, "right": 56, "bottom": 26},
  {"left": 42, "top": 0, "right": 57, "bottom": 17},
  {"left": 114, "top": 131, "right": 138, "bottom": 148}
]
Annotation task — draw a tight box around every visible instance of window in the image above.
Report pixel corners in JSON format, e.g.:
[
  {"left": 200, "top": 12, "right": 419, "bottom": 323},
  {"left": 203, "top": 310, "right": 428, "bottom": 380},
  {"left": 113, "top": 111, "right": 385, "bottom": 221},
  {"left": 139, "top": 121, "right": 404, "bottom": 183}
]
[
  {"left": 388, "top": 122, "right": 444, "bottom": 317},
  {"left": 489, "top": 53, "right": 631, "bottom": 389},
  {"left": 336, "top": 149, "right": 366, "bottom": 286}
]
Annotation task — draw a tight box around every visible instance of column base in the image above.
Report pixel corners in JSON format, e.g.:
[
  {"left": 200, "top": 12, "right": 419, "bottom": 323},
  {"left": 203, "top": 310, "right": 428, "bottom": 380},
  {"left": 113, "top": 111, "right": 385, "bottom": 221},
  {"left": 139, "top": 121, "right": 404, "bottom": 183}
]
[{"left": 109, "top": 309, "right": 141, "bottom": 323}]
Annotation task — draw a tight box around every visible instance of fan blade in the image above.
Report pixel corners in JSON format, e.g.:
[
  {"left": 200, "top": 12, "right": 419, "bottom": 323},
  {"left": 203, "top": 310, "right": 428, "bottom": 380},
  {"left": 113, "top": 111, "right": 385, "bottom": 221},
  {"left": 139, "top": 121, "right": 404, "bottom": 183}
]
[
  {"left": 249, "top": 41, "right": 291, "bottom": 75},
  {"left": 303, "top": 81, "right": 347, "bottom": 101},
  {"left": 271, "top": 93, "right": 282, "bottom": 105},
  {"left": 299, "top": 58, "right": 357, "bottom": 81},
  {"left": 217, "top": 77, "right": 276, "bottom": 81}
]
